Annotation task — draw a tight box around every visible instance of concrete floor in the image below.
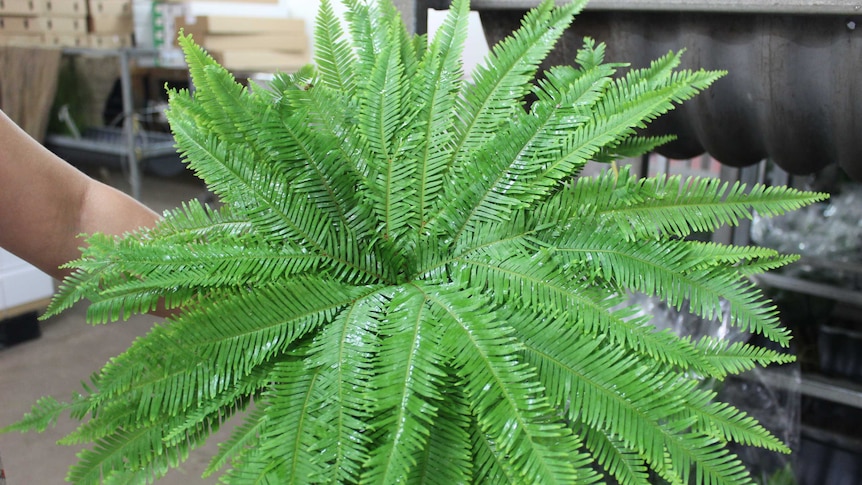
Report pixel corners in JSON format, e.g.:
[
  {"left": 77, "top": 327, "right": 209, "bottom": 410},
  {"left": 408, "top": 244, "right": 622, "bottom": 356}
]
[{"left": 0, "top": 170, "right": 231, "bottom": 484}]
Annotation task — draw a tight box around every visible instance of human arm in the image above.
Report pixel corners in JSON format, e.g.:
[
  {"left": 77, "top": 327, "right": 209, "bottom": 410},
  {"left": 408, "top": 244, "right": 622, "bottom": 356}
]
[{"left": 0, "top": 109, "right": 160, "bottom": 280}]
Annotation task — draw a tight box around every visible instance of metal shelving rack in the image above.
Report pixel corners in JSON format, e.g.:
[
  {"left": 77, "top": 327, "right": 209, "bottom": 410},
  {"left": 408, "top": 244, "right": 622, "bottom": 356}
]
[
  {"left": 46, "top": 47, "right": 160, "bottom": 200},
  {"left": 742, "top": 157, "right": 862, "bottom": 412},
  {"left": 751, "top": 263, "right": 862, "bottom": 410}
]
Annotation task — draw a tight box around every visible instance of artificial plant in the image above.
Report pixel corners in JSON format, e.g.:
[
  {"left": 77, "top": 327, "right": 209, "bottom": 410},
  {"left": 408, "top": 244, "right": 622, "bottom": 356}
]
[{"left": 5, "top": 0, "right": 826, "bottom": 483}]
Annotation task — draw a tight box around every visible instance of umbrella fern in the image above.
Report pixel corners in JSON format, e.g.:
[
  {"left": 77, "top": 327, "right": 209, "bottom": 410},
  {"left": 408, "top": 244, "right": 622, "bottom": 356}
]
[{"left": 5, "top": 0, "right": 827, "bottom": 483}]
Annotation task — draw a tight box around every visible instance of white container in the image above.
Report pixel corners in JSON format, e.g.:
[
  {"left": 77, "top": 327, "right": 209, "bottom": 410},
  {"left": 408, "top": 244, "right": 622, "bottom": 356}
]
[{"left": 0, "top": 248, "right": 54, "bottom": 319}]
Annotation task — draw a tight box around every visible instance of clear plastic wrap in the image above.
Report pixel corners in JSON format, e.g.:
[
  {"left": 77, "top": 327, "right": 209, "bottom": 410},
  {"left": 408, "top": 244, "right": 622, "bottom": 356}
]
[
  {"left": 625, "top": 293, "right": 801, "bottom": 484},
  {"left": 752, "top": 173, "right": 862, "bottom": 483},
  {"left": 751, "top": 183, "right": 862, "bottom": 289}
]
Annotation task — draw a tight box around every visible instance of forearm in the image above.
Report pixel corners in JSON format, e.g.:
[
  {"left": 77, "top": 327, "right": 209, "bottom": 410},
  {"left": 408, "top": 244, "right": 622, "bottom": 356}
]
[
  {"left": 71, "top": 179, "right": 161, "bottom": 276},
  {"left": 0, "top": 110, "right": 159, "bottom": 280}
]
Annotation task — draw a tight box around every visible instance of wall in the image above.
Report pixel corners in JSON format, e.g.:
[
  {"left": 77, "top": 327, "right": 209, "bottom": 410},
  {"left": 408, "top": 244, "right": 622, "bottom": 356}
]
[
  {"left": 427, "top": 8, "right": 489, "bottom": 81},
  {"left": 178, "top": 0, "right": 338, "bottom": 57},
  {"left": 176, "top": 1, "right": 491, "bottom": 76}
]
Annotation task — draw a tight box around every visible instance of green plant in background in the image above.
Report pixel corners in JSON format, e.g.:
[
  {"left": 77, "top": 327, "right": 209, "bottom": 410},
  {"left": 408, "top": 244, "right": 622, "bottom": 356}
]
[
  {"left": 4, "top": 0, "right": 827, "bottom": 482},
  {"left": 755, "top": 463, "right": 798, "bottom": 485}
]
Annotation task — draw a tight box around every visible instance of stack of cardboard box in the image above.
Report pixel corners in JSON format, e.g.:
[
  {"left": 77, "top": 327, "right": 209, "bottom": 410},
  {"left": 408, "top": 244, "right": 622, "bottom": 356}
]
[
  {"left": 174, "top": 14, "right": 309, "bottom": 72},
  {"left": 44, "top": 1, "right": 90, "bottom": 47},
  {"left": 0, "top": 0, "right": 133, "bottom": 48},
  {"left": 86, "top": 0, "right": 134, "bottom": 48},
  {"left": 0, "top": 0, "right": 44, "bottom": 46},
  {"left": 0, "top": 0, "right": 309, "bottom": 64},
  {"left": 0, "top": 0, "right": 88, "bottom": 47}
]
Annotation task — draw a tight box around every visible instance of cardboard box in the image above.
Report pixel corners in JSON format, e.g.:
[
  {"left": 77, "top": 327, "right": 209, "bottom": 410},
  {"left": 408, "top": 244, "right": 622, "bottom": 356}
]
[
  {"left": 176, "top": 15, "right": 305, "bottom": 35},
  {"left": 160, "top": 0, "right": 278, "bottom": 2},
  {"left": 0, "top": 16, "right": 86, "bottom": 34},
  {"left": 0, "top": 0, "right": 43, "bottom": 16},
  {"left": 194, "top": 32, "right": 308, "bottom": 53},
  {"left": 87, "top": 0, "right": 132, "bottom": 16},
  {"left": 0, "top": 32, "right": 42, "bottom": 46},
  {"left": 44, "top": 16, "right": 87, "bottom": 33},
  {"left": 0, "top": 16, "right": 41, "bottom": 33},
  {"left": 88, "top": 32, "right": 132, "bottom": 48},
  {"left": 43, "top": 33, "right": 88, "bottom": 47},
  {"left": 88, "top": 14, "right": 133, "bottom": 33},
  {"left": 45, "top": 0, "right": 87, "bottom": 17},
  {"left": 209, "top": 49, "right": 308, "bottom": 72}
]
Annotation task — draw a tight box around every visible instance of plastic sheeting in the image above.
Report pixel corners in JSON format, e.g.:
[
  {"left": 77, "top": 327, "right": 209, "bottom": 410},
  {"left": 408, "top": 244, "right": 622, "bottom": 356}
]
[
  {"left": 752, "top": 184, "right": 862, "bottom": 264},
  {"left": 624, "top": 293, "right": 801, "bottom": 482}
]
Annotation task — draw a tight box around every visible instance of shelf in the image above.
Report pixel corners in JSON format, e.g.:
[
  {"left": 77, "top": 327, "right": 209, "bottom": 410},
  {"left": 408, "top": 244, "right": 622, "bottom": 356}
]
[
  {"left": 46, "top": 127, "right": 184, "bottom": 178},
  {"left": 802, "top": 425, "right": 862, "bottom": 453},
  {"left": 59, "top": 48, "right": 161, "bottom": 199},
  {"left": 753, "top": 272, "right": 862, "bottom": 307},
  {"left": 46, "top": 127, "right": 176, "bottom": 158},
  {"left": 0, "top": 297, "right": 51, "bottom": 321},
  {"left": 744, "top": 368, "right": 862, "bottom": 409},
  {"left": 751, "top": 258, "right": 862, "bottom": 409}
]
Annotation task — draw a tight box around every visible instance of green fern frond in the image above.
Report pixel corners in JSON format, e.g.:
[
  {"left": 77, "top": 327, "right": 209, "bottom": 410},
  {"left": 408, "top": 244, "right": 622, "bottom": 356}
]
[
  {"left": 695, "top": 337, "right": 796, "bottom": 378},
  {"left": 168, "top": 105, "right": 336, "bottom": 251},
  {"left": 471, "top": 418, "right": 521, "bottom": 484},
  {"left": 681, "top": 241, "right": 785, "bottom": 269},
  {"left": 548, "top": 218, "right": 792, "bottom": 343},
  {"left": 437, "top": 58, "right": 617, "bottom": 239},
  {"left": 559, "top": 166, "right": 828, "bottom": 240},
  {"left": 660, "top": 428, "right": 754, "bottom": 485},
  {"left": 314, "top": 0, "right": 357, "bottom": 92},
  {"left": 355, "top": 38, "right": 419, "bottom": 243},
  {"left": 410, "top": 0, "right": 470, "bottom": 231},
  {"left": 523, "top": 330, "right": 686, "bottom": 467},
  {"left": 203, "top": 407, "right": 266, "bottom": 478},
  {"left": 161, "top": 364, "right": 267, "bottom": 446},
  {"left": 256, "top": 360, "right": 324, "bottom": 483},
  {"left": 152, "top": 201, "right": 251, "bottom": 241},
  {"left": 427, "top": 284, "right": 589, "bottom": 484},
  {"left": 77, "top": 237, "right": 320, "bottom": 323},
  {"left": 425, "top": 0, "right": 586, "bottom": 235},
  {"left": 578, "top": 421, "right": 651, "bottom": 485},
  {"left": 361, "top": 287, "right": 443, "bottom": 483},
  {"left": 176, "top": 35, "right": 269, "bottom": 151},
  {"left": 457, "top": 244, "right": 734, "bottom": 381},
  {"left": 409, "top": 377, "right": 474, "bottom": 484},
  {"left": 66, "top": 420, "right": 194, "bottom": 485},
  {"left": 304, "top": 293, "right": 385, "bottom": 482},
  {"left": 524, "top": 80, "right": 717, "bottom": 210},
  {"left": 596, "top": 134, "right": 678, "bottom": 163},
  {"left": 8, "top": 1, "right": 828, "bottom": 483},
  {"left": 683, "top": 389, "right": 791, "bottom": 453},
  {"left": 264, "top": 90, "right": 363, "bottom": 229},
  {"left": 450, "top": 0, "right": 582, "bottom": 156},
  {"left": 1, "top": 396, "right": 74, "bottom": 433}
]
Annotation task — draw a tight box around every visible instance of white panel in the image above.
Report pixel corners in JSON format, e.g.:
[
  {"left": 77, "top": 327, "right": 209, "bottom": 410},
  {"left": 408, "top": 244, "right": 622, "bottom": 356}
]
[
  {"left": 427, "top": 10, "right": 490, "bottom": 82},
  {"left": 0, "top": 248, "right": 29, "bottom": 271},
  {"left": 0, "top": 265, "right": 54, "bottom": 310},
  {"left": 186, "top": 0, "right": 292, "bottom": 17}
]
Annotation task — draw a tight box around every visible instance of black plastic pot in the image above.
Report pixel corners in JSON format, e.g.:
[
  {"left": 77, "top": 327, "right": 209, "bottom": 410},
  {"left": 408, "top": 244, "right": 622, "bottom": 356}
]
[{"left": 0, "top": 311, "right": 41, "bottom": 349}]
